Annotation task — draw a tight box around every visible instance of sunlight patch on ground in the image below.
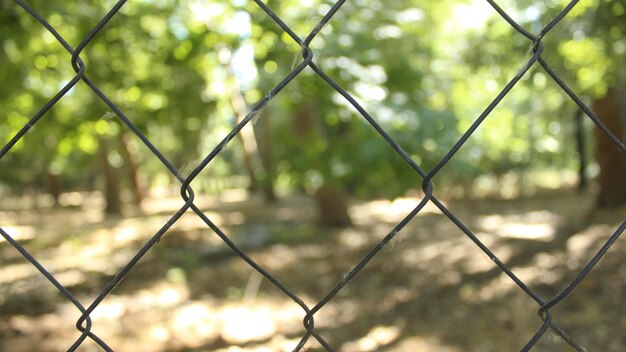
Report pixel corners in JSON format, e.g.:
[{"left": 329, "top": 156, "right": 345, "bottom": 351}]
[
  {"left": 214, "top": 336, "right": 302, "bottom": 352},
  {"left": 567, "top": 225, "right": 609, "bottom": 253},
  {"left": 33, "top": 214, "right": 224, "bottom": 278},
  {"left": 338, "top": 228, "right": 371, "bottom": 248},
  {"left": 57, "top": 192, "right": 85, "bottom": 207},
  {"left": 170, "top": 302, "right": 220, "bottom": 345},
  {"left": 112, "top": 224, "right": 140, "bottom": 243},
  {"left": 478, "top": 211, "right": 559, "bottom": 241},
  {"left": 91, "top": 300, "right": 127, "bottom": 321},
  {"left": 82, "top": 218, "right": 165, "bottom": 251},
  {"left": 399, "top": 237, "right": 504, "bottom": 274},
  {"left": 565, "top": 223, "right": 621, "bottom": 270},
  {"left": 219, "top": 189, "right": 250, "bottom": 203},
  {"left": 221, "top": 306, "right": 276, "bottom": 343},
  {"left": 52, "top": 240, "right": 133, "bottom": 274},
  {"left": 461, "top": 237, "right": 514, "bottom": 275},
  {"left": 50, "top": 269, "right": 86, "bottom": 288},
  {"left": 221, "top": 211, "right": 246, "bottom": 225},
  {"left": 168, "top": 300, "right": 305, "bottom": 349},
  {"left": 342, "top": 325, "right": 400, "bottom": 351},
  {"left": 0, "top": 263, "right": 35, "bottom": 284},
  {"left": 459, "top": 273, "right": 518, "bottom": 303},
  {"left": 7, "top": 314, "right": 66, "bottom": 336},
  {"left": 149, "top": 325, "right": 170, "bottom": 342},
  {"left": 499, "top": 223, "right": 555, "bottom": 240},
  {"left": 351, "top": 197, "right": 442, "bottom": 225},
  {"left": 2, "top": 191, "right": 621, "bottom": 351},
  {"left": 390, "top": 335, "right": 461, "bottom": 352},
  {"left": 519, "top": 265, "right": 561, "bottom": 285},
  {"left": 258, "top": 244, "right": 298, "bottom": 270},
  {"left": 141, "top": 193, "right": 220, "bottom": 214},
  {"left": 0, "top": 225, "right": 35, "bottom": 242},
  {"left": 122, "top": 282, "right": 190, "bottom": 313}
]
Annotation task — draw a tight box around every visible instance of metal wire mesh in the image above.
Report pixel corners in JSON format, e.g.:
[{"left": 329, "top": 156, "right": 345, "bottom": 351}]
[{"left": 1, "top": 0, "right": 626, "bottom": 351}]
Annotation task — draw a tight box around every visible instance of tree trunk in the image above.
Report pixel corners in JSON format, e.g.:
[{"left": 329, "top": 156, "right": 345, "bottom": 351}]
[
  {"left": 119, "top": 132, "right": 144, "bottom": 206},
  {"left": 574, "top": 109, "right": 587, "bottom": 191},
  {"left": 293, "top": 101, "right": 353, "bottom": 227},
  {"left": 592, "top": 88, "right": 626, "bottom": 207},
  {"left": 44, "top": 169, "right": 62, "bottom": 206},
  {"left": 98, "top": 136, "right": 123, "bottom": 216},
  {"left": 221, "top": 48, "right": 261, "bottom": 192},
  {"left": 257, "top": 107, "right": 276, "bottom": 202},
  {"left": 315, "top": 183, "right": 353, "bottom": 228}
]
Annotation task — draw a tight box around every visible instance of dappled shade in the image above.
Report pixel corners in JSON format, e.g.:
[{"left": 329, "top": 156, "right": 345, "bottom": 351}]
[
  {"left": 1, "top": 191, "right": 625, "bottom": 351},
  {"left": 1, "top": 0, "right": 625, "bottom": 351}
]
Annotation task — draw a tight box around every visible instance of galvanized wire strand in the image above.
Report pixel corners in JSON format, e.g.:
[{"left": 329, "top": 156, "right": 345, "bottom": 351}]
[
  {"left": 309, "top": 63, "right": 428, "bottom": 178},
  {"left": 247, "top": 2, "right": 575, "bottom": 350},
  {"left": 537, "top": 57, "right": 626, "bottom": 152},
  {"left": 541, "top": 221, "right": 626, "bottom": 313},
  {"left": 305, "top": 188, "right": 433, "bottom": 321},
  {"left": 175, "top": 1, "right": 363, "bottom": 348},
  {"left": 423, "top": 41, "right": 544, "bottom": 184},
  {"left": 185, "top": 203, "right": 330, "bottom": 351},
  {"left": 420, "top": 0, "right": 619, "bottom": 348},
  {"left": 252, "top": 0, "right": 303, "bottom": 45},
  {"left": 176, "top": 21, "right": 324, "bottom": 352},
  {"left": 429, "top": 196, "right": 585, "bottom": 352},
  {"left": 0, "top": 3, "right": 85, "bottom": 159},
  {"left": 536, "top": 0, "right": 579, "bottom": 41},
  {"left": 262, "top": 0, "right": 622, "bottom": 350},
  {"left": 248, "top": 15, "right": 437, "bottom": 325},
  {"left": 11, "top": 1, "right": 199, "bottom": 349},
  {"left": 178, "top": 49, "right": 330, "bottom": 352},
  {"left": 484, "top": 2, "right": 626, "bottom": 349},
  {"left": 302, "top": 0, "right": 347, "bottom": 48},
  {"left": 0, "top": 228, "right": 101, "bottom": 349},
  {"left": 16, "top": 0, "right": 193, "bottom": 181},
  {"left": 69, "top": 0, "right": 129, "bottom": 72},
  {"left": 486, "top": 0, "right": 626, "bottom": 152},
  {"left": 181, "top": 50, "right": 313, "bottom": 185},
  {"left": 1, "top": 0, "right": 625, "bottom": 351},
  {"left": 73, "top": 201, "right": 194, "bottom": 346}
]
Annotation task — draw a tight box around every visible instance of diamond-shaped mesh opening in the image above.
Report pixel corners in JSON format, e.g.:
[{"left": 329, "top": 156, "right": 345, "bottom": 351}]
[{"left": 1, "top": 0, "right": 625, "bottom": 351}]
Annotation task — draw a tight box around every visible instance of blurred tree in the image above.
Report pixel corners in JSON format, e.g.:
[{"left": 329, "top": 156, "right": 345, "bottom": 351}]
[
  {"left": 1, "top": 0, "right": 225, "bottom": 214},
  {"left": 98, "top": 134, "right": 122, "bottom": 215},
  {"left": 247, "top": 0, "right": 462, "bottom": 226},
  {"left": 592, "top": 88, "right": 626, "bottom": 206},
  {"left": 547, "top": 0, "right": 626, "bottom": 206},
  {"left": 460, "top": 0, "right": 625, "bottom": 202},
  {"left": 1, "top": 0, "right": 623, "bottom": 220},
  {"left": 586, "top": 2, "right": 626, "bottom": 206}
]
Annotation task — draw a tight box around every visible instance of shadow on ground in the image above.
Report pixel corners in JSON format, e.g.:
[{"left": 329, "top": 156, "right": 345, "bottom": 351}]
[{"left": 0, "top": 189, "right": 625, "bottom": 351}]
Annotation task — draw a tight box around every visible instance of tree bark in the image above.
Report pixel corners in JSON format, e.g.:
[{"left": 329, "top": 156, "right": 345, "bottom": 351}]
[
  {"left": 257, "top": 107, "right": 276, "bottom": 202},
  {"left": 98, "top": 136, "right": 123, "bottom": 215},
  {"left": 592, "top": 88, "right": 626, "bottom": 207},
  {"left": 44, "top": 169, "right": 62, "bottom": 206},
  {"left": 119, "top": 132, "right": 144, "bottom": 206},
  {"left": 315, "top": 183, "right": 352, "bottom": 228},
  {"left": 574, "top": 110, "right": 587, "bottom": 191},
  {"left": 294, "top": 101, "right": 353, "bottom": 227},
  {"left": 221, "top": 48, "right": 261, "bottom": 192}
]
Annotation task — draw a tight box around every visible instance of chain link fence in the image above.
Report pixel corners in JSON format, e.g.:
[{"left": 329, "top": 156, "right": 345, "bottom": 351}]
[{"left": 2, "top": 0, "right": 626, "bottom": 351}]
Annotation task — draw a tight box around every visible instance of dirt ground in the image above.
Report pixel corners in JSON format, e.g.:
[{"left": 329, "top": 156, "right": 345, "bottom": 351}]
[{"left": 0, "top": 189, "right": 625, "bottom": 352}]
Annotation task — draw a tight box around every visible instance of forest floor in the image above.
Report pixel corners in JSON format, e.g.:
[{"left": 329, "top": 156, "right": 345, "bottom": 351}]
[{"left": 0, "top": 188, "right": 625, "bottom": 352}]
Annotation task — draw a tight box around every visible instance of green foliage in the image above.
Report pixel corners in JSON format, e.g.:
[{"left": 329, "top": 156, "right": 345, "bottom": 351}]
[{"left": 0, "top": 0, "right": 622, "bottom": 198}]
